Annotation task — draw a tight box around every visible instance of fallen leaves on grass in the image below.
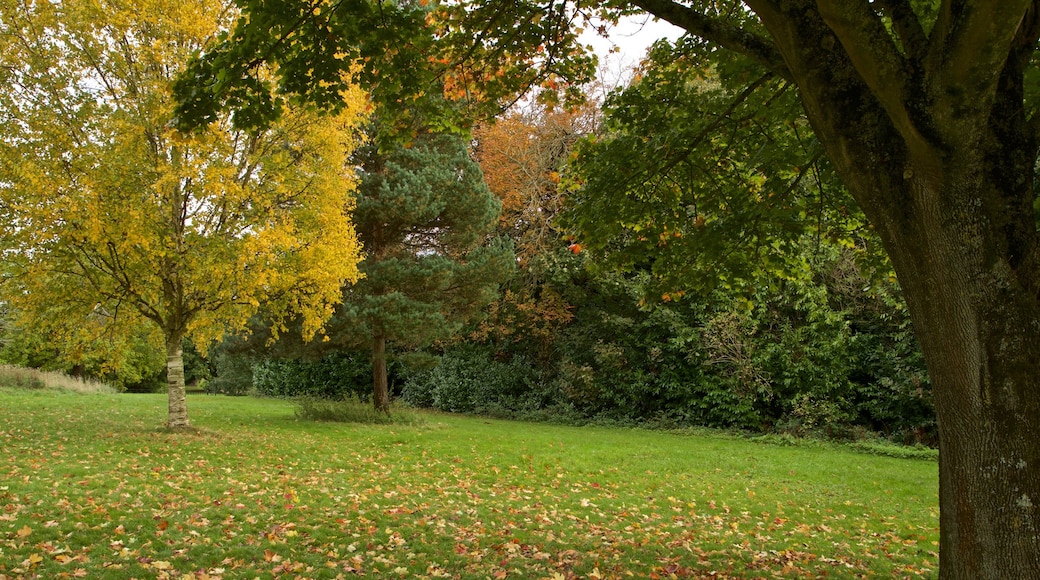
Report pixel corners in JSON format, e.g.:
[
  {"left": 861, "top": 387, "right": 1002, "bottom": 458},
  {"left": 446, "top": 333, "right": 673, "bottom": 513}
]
[{"left": 0, "top": 395, "right": 939, "bottom": 579}]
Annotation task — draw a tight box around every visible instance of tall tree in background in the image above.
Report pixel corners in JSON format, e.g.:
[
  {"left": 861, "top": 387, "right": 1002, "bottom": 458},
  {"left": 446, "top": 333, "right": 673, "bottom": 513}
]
[
  {"left": 471, "top": 104, "right": 596, "bottom": 358},
  {"left": 0, "top": 0, "right": 366, "bottom": 427},
  {"left": 174, "top": 0, "right": 1040, "bottom": 575},
  {"left": 312, "top": 130, "right": 513, "bottom": 413}
]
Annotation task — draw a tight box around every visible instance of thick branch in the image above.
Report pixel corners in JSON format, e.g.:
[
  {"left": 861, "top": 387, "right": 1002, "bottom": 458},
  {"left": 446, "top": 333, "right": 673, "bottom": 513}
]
[
  {"left": 927, "top": 0, "right": 1033, "bottom": 114},
  {"left": 629, "top": 0, "right": 790, "bottom": 80},
  {"left": 816, "top": 0, "right": 929, "bottom": 158},
  {"left": 875, "top": 0, "right": 928, "bottom": 58}
]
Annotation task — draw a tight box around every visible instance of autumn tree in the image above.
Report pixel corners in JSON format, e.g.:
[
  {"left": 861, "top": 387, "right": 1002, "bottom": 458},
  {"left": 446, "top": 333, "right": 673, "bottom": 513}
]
[
  {"left": 470, "top": 105, "right": 597, "bottom": 357},
  {"left": 0, "top": 0, "right": 366, "bottom": 427},
  {"left": 173, "top": 0, "right": 1040, "bottom": 575}
]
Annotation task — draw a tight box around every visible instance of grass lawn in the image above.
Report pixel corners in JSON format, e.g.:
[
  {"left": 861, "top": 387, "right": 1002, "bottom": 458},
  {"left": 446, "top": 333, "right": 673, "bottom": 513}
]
[{"left": 0, "top": 388, "right": 938, "bottom": 579}]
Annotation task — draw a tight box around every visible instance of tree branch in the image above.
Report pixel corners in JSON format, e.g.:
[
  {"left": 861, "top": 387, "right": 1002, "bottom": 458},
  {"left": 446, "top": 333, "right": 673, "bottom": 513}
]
[
  {"left": 875, "top": 0, "right": 928, "bottom": 58},
  {"left": 629, "top": 0, "right": 790, "bottom": 80},
  {"left": 815, "top": 0, "right": 926, "bottom": 154},
  {"left": 926, "top": 0, "right": 1033, "bottom": 109}
]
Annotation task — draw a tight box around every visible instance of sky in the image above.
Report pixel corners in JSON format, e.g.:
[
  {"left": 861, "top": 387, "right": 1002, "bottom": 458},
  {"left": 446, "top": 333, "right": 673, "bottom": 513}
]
[{"left": 581, "top": 14, "right": 686, "bottom": 90}]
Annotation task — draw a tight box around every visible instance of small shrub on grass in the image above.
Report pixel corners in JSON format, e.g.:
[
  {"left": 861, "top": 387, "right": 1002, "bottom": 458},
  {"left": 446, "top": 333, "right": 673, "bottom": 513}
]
[
  {"left": 0, "top": 364, "right": 116, "bottom": 393},
  {"left": 848, "top": 439, "right": 939, "bottom": 460},
  {"left": 294, "top": 396, "right": 426, "bottom": 425}
]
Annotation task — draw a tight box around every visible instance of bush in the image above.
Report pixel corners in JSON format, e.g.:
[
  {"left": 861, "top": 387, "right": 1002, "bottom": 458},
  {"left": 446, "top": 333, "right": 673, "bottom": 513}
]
[
  {"left": 294, "top": 396, "right": 425, "bottom": 425},
  {"left": 401, "top": 346, "right": 550, "bottom": 416},
  {"left": 253, "top": 352, "right": 375, "bottom": 400}
]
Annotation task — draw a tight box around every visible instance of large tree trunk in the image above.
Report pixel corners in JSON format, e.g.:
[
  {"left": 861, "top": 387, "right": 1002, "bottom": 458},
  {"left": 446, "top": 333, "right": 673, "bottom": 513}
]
[
  {"left": 728, "top": 4, "right": 1040, "bottom": 575},
  {"left": 372, "top": 332, "right": 390, "bottom": 414},
  {"left": 804, "top": 78, "right": 1040, "bottom": 579},
  {"left": 873, "top": 166, "right": 1040, "bottom": 577},
  {"left": 886, "top": 176, "right": 1040, "bottom": 577},
  {"left": 165, "top": 336, "right": 190, "bottom": 428},
  {"left": 918, "top": 263, "right": 1040, "bottom": 576}
]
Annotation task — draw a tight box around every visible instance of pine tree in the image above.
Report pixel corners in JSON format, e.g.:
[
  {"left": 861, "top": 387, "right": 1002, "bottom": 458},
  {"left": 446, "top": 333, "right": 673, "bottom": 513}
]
[{"left": 324, "top": 131, "right": 514, "bottom": 412}]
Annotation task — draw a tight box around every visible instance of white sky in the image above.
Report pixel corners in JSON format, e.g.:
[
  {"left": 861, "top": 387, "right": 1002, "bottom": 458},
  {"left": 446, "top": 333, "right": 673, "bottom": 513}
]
[
  {"left": 589, "top": 14, "right": 684, "bottom": 61},
  {"left": 581, "top": 14, "right": 685, "bottom": 91}
]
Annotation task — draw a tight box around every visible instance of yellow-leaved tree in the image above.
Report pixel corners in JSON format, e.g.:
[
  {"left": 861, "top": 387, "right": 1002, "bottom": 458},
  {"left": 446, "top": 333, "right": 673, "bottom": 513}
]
[{"left": 0, "top": 0, "right": 366, "bottom": 427}]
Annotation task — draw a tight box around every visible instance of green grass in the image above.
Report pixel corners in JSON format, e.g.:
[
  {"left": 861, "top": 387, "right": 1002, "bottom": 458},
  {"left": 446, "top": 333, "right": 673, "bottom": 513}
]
[{"left": 0, "top": 387, "right": 938, "bottom": 579}]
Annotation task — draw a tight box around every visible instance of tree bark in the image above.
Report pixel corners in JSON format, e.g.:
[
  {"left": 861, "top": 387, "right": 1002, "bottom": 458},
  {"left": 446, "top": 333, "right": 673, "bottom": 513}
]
[
  {"left": 165, "top": 336, "right": 190, "bottom": 428},
  {"left": 372, "top": 332, "right": 390, "bottom": 414},
  {"left": 709, "top": 4, "right": 1040, "bottom": 576},
  {"left": 870, "top": 166, "right": 1040, "bottom": 578}
]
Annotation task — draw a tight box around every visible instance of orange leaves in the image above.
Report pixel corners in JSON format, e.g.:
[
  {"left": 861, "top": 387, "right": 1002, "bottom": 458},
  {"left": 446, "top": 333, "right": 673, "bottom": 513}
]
[
  {"left": 661, "top": 291, "right": 685, "bottom": 303},
  {"left": 472, "top": 105, "right": 595, "bottom": 263}
]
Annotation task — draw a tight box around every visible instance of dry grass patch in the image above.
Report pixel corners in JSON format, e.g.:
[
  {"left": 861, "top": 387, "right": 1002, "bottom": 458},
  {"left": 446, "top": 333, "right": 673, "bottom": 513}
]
[{"left": 0, "top": 364, "right": 116, "bottom": 394}]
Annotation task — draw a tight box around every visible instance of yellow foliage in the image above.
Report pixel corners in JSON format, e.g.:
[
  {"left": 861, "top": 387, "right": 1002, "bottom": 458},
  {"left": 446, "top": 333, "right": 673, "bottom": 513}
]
[{"left": 0, "top": 0, "right": 367, "bottom": 362}]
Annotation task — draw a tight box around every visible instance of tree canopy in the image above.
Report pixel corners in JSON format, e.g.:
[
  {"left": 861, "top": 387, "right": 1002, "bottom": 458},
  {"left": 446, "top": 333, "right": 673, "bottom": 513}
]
[
  {"left": 98, "top": 0, "right": 1040, "bottom": 574},
  {"left": 0, "top": 0, "right": 367, "bottom": 427}
]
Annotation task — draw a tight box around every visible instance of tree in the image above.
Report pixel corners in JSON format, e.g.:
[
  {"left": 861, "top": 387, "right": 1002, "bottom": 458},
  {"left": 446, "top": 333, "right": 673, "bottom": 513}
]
[
  {"left": 599, "top": 4, "right": 1040, "bottom": 576},
  {"left": 0, "top": 0, "right": 366, "bottom": 427},
  {"left": 276, "top": 130, "right": 514, "bottom": 413},
  {"left": 470, "top": 105, "right": 596, "bottom": 359},
  {"left": 174, "top": 0, "right": 1040, "bottom": 575}
]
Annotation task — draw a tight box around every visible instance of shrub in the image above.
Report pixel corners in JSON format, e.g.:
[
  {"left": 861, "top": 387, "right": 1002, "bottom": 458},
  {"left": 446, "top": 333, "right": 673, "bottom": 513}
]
[
  {"left": 401, "top": 346, "right": 549, "bottom": 415},
  {"left": 294, "top": 396, "right": 425, "bottom": 425},
  {"left": 253, "top": 352, "right": 373, "bottom": 400}
]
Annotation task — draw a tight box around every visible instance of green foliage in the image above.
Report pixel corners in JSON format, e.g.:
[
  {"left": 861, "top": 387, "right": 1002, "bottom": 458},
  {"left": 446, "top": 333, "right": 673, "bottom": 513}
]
[
  {"left": 253, "top": 352, "right": 375, "bottom": 400},
  {"left": 0, "top": 313, "right": 165, "bottom": 392},
  {"left": 410, "top": 239, "right": 933, "bottom": 443},
  {"left": 401, "top": 345, "right": 554, "bottom": 416},
  {"left": 173, "top": 0, "right": 595, "bottom": 134},
  {"left": 200, "top": 337, "right": 255, "bottom": 396},
  {"left": 340, "top": 131, "right": 513, "bottom": 344},
  {"left": 563, "top": 40, "right": 865, "bottom": 298},
  {"left": 175, "top": 0, "right": 432, "bottom": 131}
]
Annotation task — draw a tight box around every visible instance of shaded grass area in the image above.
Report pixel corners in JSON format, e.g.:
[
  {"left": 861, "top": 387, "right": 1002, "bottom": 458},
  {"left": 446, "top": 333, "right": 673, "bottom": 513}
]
[{"left": 0, "top": 388, "right": 938, "bottom": 579}]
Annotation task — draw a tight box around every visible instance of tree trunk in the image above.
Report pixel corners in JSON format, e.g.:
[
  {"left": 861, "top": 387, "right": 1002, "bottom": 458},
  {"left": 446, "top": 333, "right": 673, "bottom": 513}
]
[
  {"left": 879, "top": 176, "right": 1040, "bottom": 578},
  {"left": 372, "top": 332, "right": 390, "bottom": 414},
  {"left": 743, "top": 6, "right": 1040, "bottom": 572},
  {"left": 165, "top": 336, "right": 190, "bottom": 428},
  {"left": 810, "top": 109, "right": 1040, "bottom": 576}
]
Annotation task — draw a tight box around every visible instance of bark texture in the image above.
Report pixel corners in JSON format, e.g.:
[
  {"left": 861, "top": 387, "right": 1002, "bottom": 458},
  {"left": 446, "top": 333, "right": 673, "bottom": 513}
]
[
  {"left": 372, "top": 332, "right": 390, "bottom": 414},
  {"left": 165, "top": 338, "right": 190, "bottom": 428}
]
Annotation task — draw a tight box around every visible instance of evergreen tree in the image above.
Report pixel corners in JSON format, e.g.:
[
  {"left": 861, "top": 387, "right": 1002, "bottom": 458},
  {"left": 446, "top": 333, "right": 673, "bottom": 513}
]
[{"left": 324, "top": 131, "right": 514, "bottom": 412}]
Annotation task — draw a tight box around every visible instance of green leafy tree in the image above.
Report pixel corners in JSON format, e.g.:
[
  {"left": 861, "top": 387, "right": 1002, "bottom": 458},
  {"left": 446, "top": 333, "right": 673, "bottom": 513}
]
[
  {"left": 278, "top": 130, "right": 514, "bottom": 413},
  {"left": 0, "top": 0, "right": 366, "bottom": 427},
  {"left": 175, "top": 0, "right": 1040, "bottom": 574}
]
